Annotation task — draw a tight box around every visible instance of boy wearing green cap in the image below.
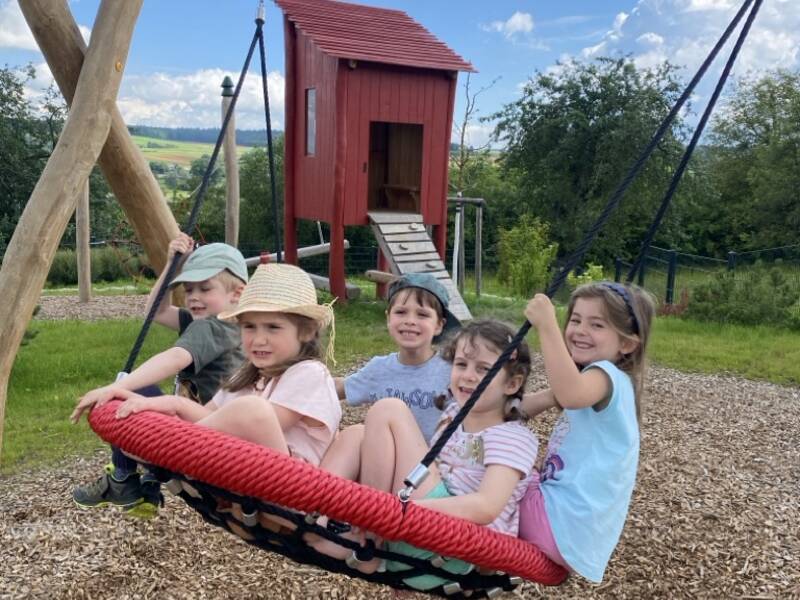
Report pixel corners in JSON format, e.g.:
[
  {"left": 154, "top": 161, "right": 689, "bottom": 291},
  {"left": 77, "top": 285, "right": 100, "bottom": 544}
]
[{"left": 70, "top": 233, "right": 248, "bottom": 517}]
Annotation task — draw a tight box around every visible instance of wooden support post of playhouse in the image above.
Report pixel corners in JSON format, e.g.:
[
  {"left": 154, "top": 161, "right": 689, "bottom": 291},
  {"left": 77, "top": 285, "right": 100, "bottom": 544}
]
[
  {"left": 376, "top": 250, "right": 390, "bottom": 299},
  {"left": 0, "top": 0, "right": 142, "bottom": 461},
  {"left": 221, "top": 76, "right": 240, "bottom": 247},
  {"left": 328, "top": 68, "right": 348, "bottom": 301},
  {"left": 19, "top": 0, "right": 179, "bottom": 274},
  {"left": 77, "top": 179, "right": 92, "bottom": 303}
]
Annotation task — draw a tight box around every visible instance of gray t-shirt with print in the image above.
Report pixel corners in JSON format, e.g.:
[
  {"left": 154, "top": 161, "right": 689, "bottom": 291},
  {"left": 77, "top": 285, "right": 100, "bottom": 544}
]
[{"left": 344, "top": 352, "right": 451, "bottom": 442}]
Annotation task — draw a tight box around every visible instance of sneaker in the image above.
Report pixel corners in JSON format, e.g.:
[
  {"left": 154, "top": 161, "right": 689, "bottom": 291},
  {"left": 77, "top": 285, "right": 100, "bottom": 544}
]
[
  {"left": 125, "top": 473, "right": 164, "bottom": 520},
  {"left": 73, "top": 464, "right": 144, "bottom": 511}
]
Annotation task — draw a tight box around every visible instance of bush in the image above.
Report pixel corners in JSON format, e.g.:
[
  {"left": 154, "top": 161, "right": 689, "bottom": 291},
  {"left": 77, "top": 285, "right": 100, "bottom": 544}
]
[
  {"left": 47, "top": 246, "right": 150, "bottom": 286},
  {"left": 497, "top": 216, "right": 558, "bottom": 297},
  {"left": 685, "top": 267, "right": 800, "bottom": 329},
  {"left": 567, "top": 263, "right": 605, "bottom": 288},
  {"left": 48, "top": 248, "right": 78, "bottom": 286}
]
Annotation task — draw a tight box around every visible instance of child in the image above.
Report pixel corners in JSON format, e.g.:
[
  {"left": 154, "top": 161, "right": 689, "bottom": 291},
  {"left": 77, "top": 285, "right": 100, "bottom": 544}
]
[
  {"left": 114, "top": 261, "right": 341, "bottom": 471},
  {"left": 312, "top": 320, "right": 538, "bottom": 592},
  {"left": 320, "top": 273, "right": 460, "bottom": 481},
  {"left": 518, "top": 282, "right": 655, "bottom": 583},
  {"left": 70, "top": 233, "right": 248, "bottom": 515}
]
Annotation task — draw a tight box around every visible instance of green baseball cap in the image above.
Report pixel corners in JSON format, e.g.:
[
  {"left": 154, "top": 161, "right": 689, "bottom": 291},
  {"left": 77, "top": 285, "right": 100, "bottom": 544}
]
[
  {"left": 388, "top": 273, "right": 461, "bottom": 342},
  {"left": 170, "top": 243, "right": 248, "bottom": 287}
]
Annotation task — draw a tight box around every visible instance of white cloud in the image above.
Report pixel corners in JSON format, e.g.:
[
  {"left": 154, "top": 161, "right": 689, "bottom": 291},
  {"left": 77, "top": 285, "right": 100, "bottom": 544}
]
[
  {"left": 612, "top": 12, "right": 629, "bottom": 36},
  {"left": 483, "top": 11, "right": 534, "bottom": 39},
  {"left": 637, "top": 32, "right": 665, "bottom": 46},
  {"left": 118, "top": 68, "right": 286, "bottom": 130},
  {"left": 0, "top": 0, "right": 38, "bottom": 50},
  {"left": 78, "top": 24, "right": 91, "bottom": 46},
  {"left": 578, "top": 0, "right": 800, "bottom": 76},
  {"left": 682, "top": 0, "right": 736, "bottom": 12}
]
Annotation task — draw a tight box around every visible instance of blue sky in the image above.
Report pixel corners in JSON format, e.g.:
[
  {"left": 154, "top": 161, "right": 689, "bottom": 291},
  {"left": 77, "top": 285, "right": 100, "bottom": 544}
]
[{"left": 1, "top": 0, "right": 798, "bottom": 146}]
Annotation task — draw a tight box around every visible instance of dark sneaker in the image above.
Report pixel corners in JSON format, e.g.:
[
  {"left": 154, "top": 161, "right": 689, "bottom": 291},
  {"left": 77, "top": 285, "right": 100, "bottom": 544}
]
[
  {"left": 125, "top": 473, "right": 164, "bottom": 520},
  {"left": 73, "top": 464, "right": 144, "bottom": 510}
]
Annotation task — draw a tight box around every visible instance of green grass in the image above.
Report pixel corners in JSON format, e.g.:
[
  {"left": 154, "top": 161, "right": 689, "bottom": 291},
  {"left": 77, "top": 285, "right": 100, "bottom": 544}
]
[
  {"left": 5, "top": 320, "right": 175, "bottom": 473},
  {"left": 131, "top": 135, "right": 247, "bottom": 167},
  {"left": 3, "top": 293, "right": 798, "bottom": 474},
  {"left": 649, "top": 317, "right": 800, "bottom": 385},
  {"left": 42, "top": 278, "right": 154, "bottom": 296}
]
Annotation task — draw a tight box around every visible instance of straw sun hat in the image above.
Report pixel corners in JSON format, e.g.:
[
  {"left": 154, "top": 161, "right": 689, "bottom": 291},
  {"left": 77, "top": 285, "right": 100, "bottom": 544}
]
[{"left": 218, "top": 261, "right": 333, "bottom": 328}]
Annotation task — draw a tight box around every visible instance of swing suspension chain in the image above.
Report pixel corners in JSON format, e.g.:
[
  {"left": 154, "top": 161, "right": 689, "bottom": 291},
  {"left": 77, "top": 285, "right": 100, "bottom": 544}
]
[
  {"left": 123, "top": 7, "right": 278, "bottom": 373},
  {"left": 403, "top": 0, "right": 761, "bottom": 494}
]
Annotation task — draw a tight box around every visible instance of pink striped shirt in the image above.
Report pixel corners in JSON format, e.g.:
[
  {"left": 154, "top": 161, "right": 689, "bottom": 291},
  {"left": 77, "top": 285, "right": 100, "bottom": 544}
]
[{"left": 431, "top": 401, "right": 538, "bottom": 535}]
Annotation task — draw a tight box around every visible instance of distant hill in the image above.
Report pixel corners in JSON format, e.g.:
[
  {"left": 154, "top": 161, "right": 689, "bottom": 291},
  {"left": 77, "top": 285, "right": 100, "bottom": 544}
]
[{"left": 127, "top": 125, "right": 282, "bottom": 147}]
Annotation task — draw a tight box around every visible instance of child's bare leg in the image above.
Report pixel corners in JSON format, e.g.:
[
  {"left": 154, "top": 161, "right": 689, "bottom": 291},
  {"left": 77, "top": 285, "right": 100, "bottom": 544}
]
[
  {"left": 360, "top": 397, "right": 440, "bottom": 498},
  {"left": 338, "top": 398, "right": 441, "bottom": 574},
  {"left": 319, "top": 424, "right": 364, "bottom": 480},
  {"left": 197, "top": 395, "right": 289, "bottom": 454}
]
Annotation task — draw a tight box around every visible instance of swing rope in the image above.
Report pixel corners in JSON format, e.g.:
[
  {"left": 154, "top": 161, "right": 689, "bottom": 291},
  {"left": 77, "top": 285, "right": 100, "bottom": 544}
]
[
  {"left": 407, "top": 0, "right": 760, "bottom": 490},
  {"left": 122, "top": 8, "right": 280, "bottom": 373},
  {"left": 625, "top": 0, "right": 763, "bottom": 283},
  {"left": 256, "top": 0, "right": 283, "bottom": 262}
]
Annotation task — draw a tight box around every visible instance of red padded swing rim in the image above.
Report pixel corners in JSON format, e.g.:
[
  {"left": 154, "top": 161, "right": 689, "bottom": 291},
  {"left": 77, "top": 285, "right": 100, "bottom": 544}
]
[{"left": 89, "top": 401, "right": 568, "bottom": 586}]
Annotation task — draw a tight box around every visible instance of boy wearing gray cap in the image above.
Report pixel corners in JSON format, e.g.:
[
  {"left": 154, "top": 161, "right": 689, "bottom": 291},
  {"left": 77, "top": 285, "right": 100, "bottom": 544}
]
[
  {"left": 317, "top": 273, "right": 461, "bottom": 482},
  {"left": 70, "top": 233, "right": 248, "bottom": 517}
]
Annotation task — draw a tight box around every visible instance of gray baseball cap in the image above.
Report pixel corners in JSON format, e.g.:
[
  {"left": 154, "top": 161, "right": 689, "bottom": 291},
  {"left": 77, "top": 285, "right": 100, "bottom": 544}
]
[
  {"left": 170, "top": 243, "right": 248, "bottom": 287},
  {"left": 388, "top": 272, "right": 461, "bottom": 342}
]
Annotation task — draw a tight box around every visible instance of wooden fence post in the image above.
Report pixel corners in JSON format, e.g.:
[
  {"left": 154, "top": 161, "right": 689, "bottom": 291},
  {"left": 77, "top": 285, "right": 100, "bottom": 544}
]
[
  {"left": 221, "top": 76, "right": 240, "bottom": 247},
  {"left": 77, "top": 179, "right": 92, "bottom": 302},
  {"left": 666, "top": 249, "right": 678, "bottom": 305}
]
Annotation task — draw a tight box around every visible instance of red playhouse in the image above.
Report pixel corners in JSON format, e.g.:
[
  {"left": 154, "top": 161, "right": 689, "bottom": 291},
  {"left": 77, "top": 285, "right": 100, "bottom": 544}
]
[{"left": 277, "top": 0, "right": 474, "bottom": 318}]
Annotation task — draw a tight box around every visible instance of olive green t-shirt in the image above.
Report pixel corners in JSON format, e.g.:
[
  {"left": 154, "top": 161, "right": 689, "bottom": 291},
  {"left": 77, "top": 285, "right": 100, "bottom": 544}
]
[{"left": 174, "top": 308, "right": 243, "bottom": 404}]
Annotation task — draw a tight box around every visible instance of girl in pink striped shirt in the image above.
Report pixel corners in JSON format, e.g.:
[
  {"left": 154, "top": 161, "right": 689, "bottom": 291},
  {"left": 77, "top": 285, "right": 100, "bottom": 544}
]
[{"left": 311, "top": 320, "right": 538, "bottom": 591}]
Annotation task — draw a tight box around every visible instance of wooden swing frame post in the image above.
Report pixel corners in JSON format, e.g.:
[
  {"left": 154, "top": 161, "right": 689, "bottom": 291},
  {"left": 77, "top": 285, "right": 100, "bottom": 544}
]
[
  {"left": 0, "top": 0, "right": 143, "bottom": 460},
  {"left": 18, "top": 0, "right": 180, "bottom": 275}
]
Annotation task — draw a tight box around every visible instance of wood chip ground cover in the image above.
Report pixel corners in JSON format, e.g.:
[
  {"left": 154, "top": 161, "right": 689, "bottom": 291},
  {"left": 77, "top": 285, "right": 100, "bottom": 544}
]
[{"left": 2, "top": 297, "right": 797, "bottom": 598}]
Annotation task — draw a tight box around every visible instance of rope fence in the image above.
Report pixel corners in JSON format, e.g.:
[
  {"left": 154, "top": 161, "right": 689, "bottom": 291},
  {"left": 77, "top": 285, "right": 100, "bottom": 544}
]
[{"left": 615, "top": 244, "right": 800, "bottom": 305}]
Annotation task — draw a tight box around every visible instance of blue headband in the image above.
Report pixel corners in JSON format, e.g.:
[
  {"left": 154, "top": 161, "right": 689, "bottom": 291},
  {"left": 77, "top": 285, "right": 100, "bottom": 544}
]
[{"left": 601, "top": 282, "right": 639, "bottom": 334}]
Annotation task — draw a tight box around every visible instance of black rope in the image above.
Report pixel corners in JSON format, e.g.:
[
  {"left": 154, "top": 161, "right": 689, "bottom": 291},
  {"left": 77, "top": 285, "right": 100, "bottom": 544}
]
[
  {"left": 257, "top": 17, "right": 283, "bottom": 262},
  {"left": 413, "top": 0, "right": 758, "bottom": 475},
  {"left": 625, "top": 0, "right": 763, "bottom": 283},
  {"left": 122, "top": 15, "right": 273, "bottom": 373}
]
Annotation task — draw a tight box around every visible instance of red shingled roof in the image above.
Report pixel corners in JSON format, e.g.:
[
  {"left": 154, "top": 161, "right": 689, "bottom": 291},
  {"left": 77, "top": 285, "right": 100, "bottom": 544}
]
[{"left": 275, "top": 0, "right": 476, "bottom": 72}]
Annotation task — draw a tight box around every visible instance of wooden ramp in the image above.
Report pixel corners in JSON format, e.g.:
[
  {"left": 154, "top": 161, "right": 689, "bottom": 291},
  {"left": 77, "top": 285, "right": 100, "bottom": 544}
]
[{"left": 368, "top": 211, "right": 472, "bottom": 322}]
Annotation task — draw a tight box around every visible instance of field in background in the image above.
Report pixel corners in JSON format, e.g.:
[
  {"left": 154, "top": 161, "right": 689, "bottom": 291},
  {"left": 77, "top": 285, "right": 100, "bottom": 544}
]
[{"left": 131, "top": 135, "right": 248, "bottom": 167}]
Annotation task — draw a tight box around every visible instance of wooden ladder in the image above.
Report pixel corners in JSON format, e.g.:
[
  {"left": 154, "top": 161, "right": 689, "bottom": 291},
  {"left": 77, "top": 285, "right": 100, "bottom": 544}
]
[{"left": 368, "top": 211, "right": 472, "bottom": 322}]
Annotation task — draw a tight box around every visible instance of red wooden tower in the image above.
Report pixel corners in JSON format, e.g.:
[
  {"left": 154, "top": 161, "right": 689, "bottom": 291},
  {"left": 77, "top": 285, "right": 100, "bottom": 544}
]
[{"left": 277, "top": 0, "right": 475, "bottom": 301}]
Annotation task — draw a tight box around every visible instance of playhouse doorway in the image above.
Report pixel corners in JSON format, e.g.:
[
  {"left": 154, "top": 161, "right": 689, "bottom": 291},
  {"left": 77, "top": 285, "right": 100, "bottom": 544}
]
[{"left": 368, "top": 121, "right": 423, "bottom": 213}]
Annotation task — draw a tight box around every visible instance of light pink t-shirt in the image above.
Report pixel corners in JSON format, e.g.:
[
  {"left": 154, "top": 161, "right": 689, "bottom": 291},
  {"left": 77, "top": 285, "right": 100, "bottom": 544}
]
[
  {"left": 431, "top": 401, "right": 539, "bottom": 535},
  {"left": 211, "top": 360, "right": 341, "bottom": 465}
]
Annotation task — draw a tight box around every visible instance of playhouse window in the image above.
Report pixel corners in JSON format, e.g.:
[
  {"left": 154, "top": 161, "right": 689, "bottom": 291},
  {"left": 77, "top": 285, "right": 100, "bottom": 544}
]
[{"left": 305, "top": 88, "right": 316, "bottom": 156}]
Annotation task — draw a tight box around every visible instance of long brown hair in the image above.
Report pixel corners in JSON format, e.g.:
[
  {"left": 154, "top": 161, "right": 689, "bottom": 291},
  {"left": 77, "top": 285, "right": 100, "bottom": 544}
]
[
  {"left": 565, "top": 282, "right": 656, "bottom": 417},
  {"left": 224, "top": 312, "right": 323, "bottom": 392},
  {"left": 436, "top": 319, "right": 531, "bottom": 421}
]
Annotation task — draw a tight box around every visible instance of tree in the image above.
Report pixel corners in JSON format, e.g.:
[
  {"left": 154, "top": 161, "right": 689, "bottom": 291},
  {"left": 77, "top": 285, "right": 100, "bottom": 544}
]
[
  {"left": 491, "top": 57, "right": 694, "bottom": 265},
  {"left": 707, "top": 70, "right": 800, "bottom": 250},
  {"left": 0, "top": 65, "right": 64, "bottom": 248}
]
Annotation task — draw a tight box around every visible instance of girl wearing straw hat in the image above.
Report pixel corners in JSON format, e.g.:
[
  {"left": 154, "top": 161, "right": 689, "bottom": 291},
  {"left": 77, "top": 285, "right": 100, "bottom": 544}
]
[{"left": 116, "top": 260, "right": 341, "bottom": 467}]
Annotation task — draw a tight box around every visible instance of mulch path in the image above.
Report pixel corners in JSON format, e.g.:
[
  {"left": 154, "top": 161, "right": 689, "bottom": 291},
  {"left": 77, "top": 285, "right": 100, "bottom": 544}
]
[
  {"left": 36, "top": 294, "right": 150, "bottom": 321},
  {"left": 3, "top": 296, "right": 798, "bottom": 599}
]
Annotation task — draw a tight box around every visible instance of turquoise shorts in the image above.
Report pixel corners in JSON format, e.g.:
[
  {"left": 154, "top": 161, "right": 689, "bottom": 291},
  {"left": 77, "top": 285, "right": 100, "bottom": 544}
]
[{"left": 385, "top": 482, "right": 474, "bottom": 591}]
